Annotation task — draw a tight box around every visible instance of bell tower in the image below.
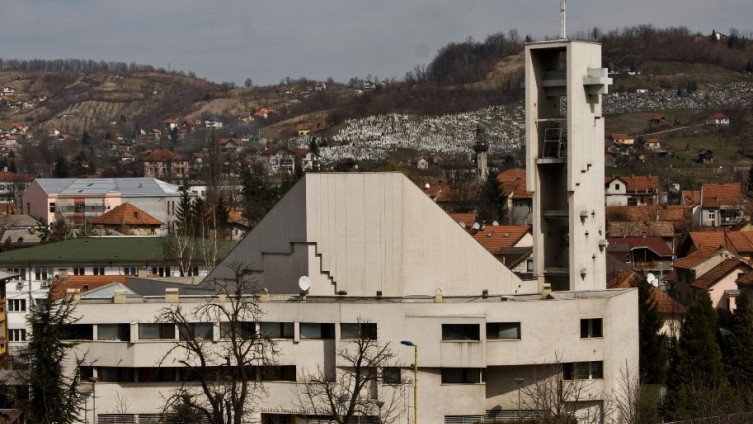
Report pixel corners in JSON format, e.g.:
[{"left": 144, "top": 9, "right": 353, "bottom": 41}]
[{"left": 474, "top": 124, "right": 489, "bottom": 184}]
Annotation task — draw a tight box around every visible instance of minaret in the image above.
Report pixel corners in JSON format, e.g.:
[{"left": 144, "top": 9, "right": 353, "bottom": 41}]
[{"left": 473, "top": 125, "right": 489, "bottom": 184}]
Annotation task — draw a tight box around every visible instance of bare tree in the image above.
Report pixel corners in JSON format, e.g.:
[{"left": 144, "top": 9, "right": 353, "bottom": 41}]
[
  {"left": 157, "top": 264, "right": 278, "bottom": 424},
  {"left": 522, "top": 355, "right": 607, "bottom": 424},
  {"left": 613, "top": 362, "right": 660, "bottom": 424},
  {"left": 297, "top": 318, "right": 403, "bottom": 424}
]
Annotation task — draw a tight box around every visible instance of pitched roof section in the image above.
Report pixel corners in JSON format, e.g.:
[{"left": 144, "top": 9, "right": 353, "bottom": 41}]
[
  {"left": 497, "top": 168, "right": 532, "bottom": 199},
  {"left": 606, "top": 236, "right": 673, "bottom": 257},
  {"left": 34, "top": 178, "right": 181, "bottom": 197},
  {"left": 50, "top": 275, "right": 129, "bottom": 301},
  {"left": 607, "top": 269, "right": 685, "bottom": 315},
  {"left": 91, "top": 203, "right": 163, "bottom": 226},
  {"left": 688, "top": 231, "right": 753, "bottom": 255},
  {"left": 691, "top": 258, "right": 750, "bottom": 289},
  {"left": 208, "top": 173, "right": 522, "bottom": 297},
  {"left": 682, "top": 190, "right": 701, "bottom": 207},
  {"left": 144, "top": 148, "right": 187, "bottom": 162},
  {"left": 473, "top": 225, "right": 530, "bottom": 254},
  {"left": 702, "top": 182, "right": 743, "bottom": 208},
  {"left": 672, "top": 246, "right": 730, "bottom": 270},
  {"left": 606, "top": 175, "right": 659, "bottom": 192}
]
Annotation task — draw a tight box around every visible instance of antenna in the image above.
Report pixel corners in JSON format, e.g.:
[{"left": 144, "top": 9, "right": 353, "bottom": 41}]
[
  {"left": 560, "top": 0, "right": 567, "bottom": 39},
  {"left": 646, "top": 273, "right": 658, "bottom": 287},
  {"left": 298, "top": 275, "right": 311, "bottom": 293}
]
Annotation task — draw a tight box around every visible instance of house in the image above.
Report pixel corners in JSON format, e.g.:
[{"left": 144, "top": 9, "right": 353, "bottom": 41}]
[
  {"left": 645, "top": 138, "right": 661, "bottom": 150},
  {"left": 1, "top": 86, "right": 14, "bottom": 96},
  {"left": 606, "top": 236, "right": 674, "bottom": 277},
  {"left": 0, "top": 214, "right": 44, "bottom": 249},
  {"left": 697, "top": 149, "right": 714, "bottom": 163},
  {"left": 142, "top": 148, "right": 190, "bottom": 185},
  {"left": 219, "top": 138, "right": 243, "bottom": 153},
  {"left": 496, "top": 168, "right": 533, "bottom": 225},
  {"left": 682, "top": 230, "right": 753, "bottom": 261},
  {"left": 705, "top": 113, "right": 730, "bottom": 126},
  {"left": 409, "top": 156, "right": 429, "bottom": 170},
  {"left": 648, "top": 114, "right": 665, "bottom": 125},
  {"left": 663, "top": 247, "right": 747, "bottom": 310},
  {"left": 448, "top": 212, "right": 476, "bottom": 229},
  {"left": 472, "top": 224, "right": 533, "bottom": 274},
  {"left": 0, "top": 171, "right": 33, "bottom": 203},
  {"left": 610, "top": 133, "right": 634, "bottom": 145},
  {"left": 259, "top": 146, "right": 296, "bottom": 175},
  {"left": 314, "top": 81, "right": 327, "bottom": 91},
  {"left": 22, "top": 177, "right": 183, "bottom": 228},
  {"left": 204, "top": 118, "right": 223, "bottom": 129},
  {"left": 604, "top": 175, "right": 660, "bottom": 206},
  {"left": 294, "top": 148, "right": 319, "bottom": 172},
  {"left": 90, "top": 203, "right": 163, "bottom": 235},
  {"left": 698, "top": 182, "right": 745, "bottom": 228},
  {"left": 64, "top": 172, "right": 637, "bottom": 424}
]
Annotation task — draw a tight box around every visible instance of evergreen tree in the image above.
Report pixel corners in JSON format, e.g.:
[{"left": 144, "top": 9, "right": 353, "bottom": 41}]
[
  {"left": 477, "top": 170, "right": 505, "bottom": 224},
  {"left": 53, "top": 157, "right": 70, "bottom": 178},
  {"left": 27, "top": 296, "right": 85, "bottom": 424},
  {"left": 638, "top": 277, "right": 667, "bottom": 384},
  {"left": 746, "top": 165, "right": 753, "bottom": 194},
  {"left": 175, "top": 190, "right": 193, "bottom": 236},
  {"left": 214, "top": 196, "right": 229, "bottom": 238},
  {"left": 722, "top": 293, "right": 753, "bottom": 394},
  {"left": 664, "top": 291, "right": 727, "bottom": 420}
]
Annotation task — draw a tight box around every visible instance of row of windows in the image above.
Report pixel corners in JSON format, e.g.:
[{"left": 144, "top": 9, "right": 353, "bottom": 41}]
[
  {"left": 440, "top": 319, "right": 603, "bottom": 342},
  {"left": 80, "top": 366, "right": 297, "bottom": 383},
  {"left": 60, "top": 322, "right": 379, "bottom": 342}
]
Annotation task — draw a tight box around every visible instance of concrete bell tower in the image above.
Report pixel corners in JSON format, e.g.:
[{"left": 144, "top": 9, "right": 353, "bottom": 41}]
[{"left": 525, "top": 40, "right": 612, "bottom": 291}]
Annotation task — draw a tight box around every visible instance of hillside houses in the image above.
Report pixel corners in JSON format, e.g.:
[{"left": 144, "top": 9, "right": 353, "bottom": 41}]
[{"left": 605, "top": 175, "right": 660, "bottom": 206}]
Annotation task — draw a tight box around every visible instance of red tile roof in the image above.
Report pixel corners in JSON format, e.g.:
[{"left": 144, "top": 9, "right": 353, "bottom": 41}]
[
  {"left": 672, "top": 246, "right": 729, "bottom": 269},
  {"left": 607, "top": 236, "right": 673, "bottom": 257},
  {"left": 449, "top": 212, "right": 476, "bottom": 227},
  {"left": 682, "top": 190, "right": 701, "bottom": 207},
  {"left": 496, "top": 168, "right": 532, "bottom": 199},
  {"left": 688, "top": 230, "right": 753, "bottom": 255},
  {"left": 472, "top": 225, "right": 529, "bottom": 254},
  {"left": 91, "top": 203, "right": 163, "bottom": 226},
  {"left": 691, "top": 258, "right": 750, "bottom": 289},
  {"left": 143, "top": 147, "right": 187, "bottom": 162},
  {"left": 50, "top": 275, "right": 128, "bottom": 301},
  {"left": 607, "top": 269, "right": 685, "bottom": 315},
  {"left": 702, "top": 183, "right": 742, "bottom": 208}
]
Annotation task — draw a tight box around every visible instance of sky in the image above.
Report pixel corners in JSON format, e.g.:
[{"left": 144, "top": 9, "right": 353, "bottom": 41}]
[{"left": 2, "top": 0, "right": 751, "bottom": 86}]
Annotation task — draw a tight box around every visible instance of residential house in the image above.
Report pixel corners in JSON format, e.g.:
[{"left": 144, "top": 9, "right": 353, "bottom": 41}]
[
  {"left": 604, "top": 175, "right": 660, "bottom": 206},
  {"left": 648, "top": 114, "right": 665, "bottom": 125},
  {"left": 22, "top": 177, "right": 183, "bottom": 228},
  {"left": 294, "top": 148, "right": 319, "bottom": 172},
  {"left": 260, "top": 146, "right": 296, "bottom": 175},
  {"left": 496, "top": 168, "right": 533, "bottom": 225},
  {"left": 698, "top": 182, "right": 745, "bottom": 228},
  {"left": 472, "top": 224, "right": 533, "bottom": 274},
  {"left": 705, "top": 113, "right": 730, "bottom": 126},
  {"left": 204, "top": 118, "right": 223, "bottom": 129},
  {"left": 0, "top": 171, "right": 32, "bottom": 203},
  {"left": 1, "top": 86, "right": 14, "bottom": 96},
  {"left": 64, "top": 172, "right": 637, "bottom": 424},
  {"left": 220, "top": 138, "right": 243, "bottom": 154},
  {"left": 663, "top": 247, "right": 746, "bottom": 309},
  {"left": 410, "top": 156, "right": 429, "bottom": 170},
  {"left": 697, "top": 149, "right": 714, "bottom": 163},
  {"left": 143, "top": 148, "right": 189, "bottom": 185},
  {"left": 645, "top": 138, "right": 661, "bottom": 150},
  {"left": 90, "top": 203, "right": 163, "bottom": 235},
  {"left": 606, "top": 236, "right": 674, "bottom": 278},
  {"left": 682, "top": 230, "right": 753, "bottom": 260},
  {"left": 610, "top": 133, "right": 634, "bottom": 145}
]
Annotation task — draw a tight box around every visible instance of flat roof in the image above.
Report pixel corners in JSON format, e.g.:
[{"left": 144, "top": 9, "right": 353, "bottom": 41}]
[{"left": 36, "top": 178, "right": 180, "bottom": 197}]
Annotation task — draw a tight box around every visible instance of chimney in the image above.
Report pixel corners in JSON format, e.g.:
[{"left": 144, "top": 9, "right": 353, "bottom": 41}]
[
  {"left": 66, "top": 288, "right": 81, "bottom": 303},
  {"left": 541, "top": 283, "right": 552, "bottom": 298},
  {"left": 165, "top": 288, "right": 179, "bottom": 303},
  {"left": 113, "top": 289, "right": 127, "bottom": 304}
]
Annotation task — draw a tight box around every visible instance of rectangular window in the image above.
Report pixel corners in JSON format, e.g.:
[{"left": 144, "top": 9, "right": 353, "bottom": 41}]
[
  {"left": 74, "top": 202, "right": 85, "bottom": 213},
  {"left": 73, "top": 267, "right": 85, "bottom": 276},
  {"left": 8, "top": 299, "right": 26, "bottom": 312},
  {"left": 34, "top": 267, "right": 52, "bottom": 281},
  {"left": 486, "top": 322, "right": 521, "bottom": 340},
  {"left": 61, "top": 324, "right": 94, "bottom": 340},
  {"left": 138, "top": 367, "right": 176, "bottom": 382},
  {"left": 441, "top": 368, "right": 482, "bottom": 384},
  {"left": 98, "top": 367, "right": 135, "bottom": 383},
  {"left": 261, "top": 366, "right": 296, "bottom": 382},
  {"left": 138, "top": 323, "right": 176, "bottom": 340},
  {"left": 340, "top": 322, "right": 378, "bottom": 340},
  {"left": 300, "top": 323, "right": 335, "bottom": 339},
  {"left": 220, "top": 322, "right": 256, "bottom": 340},
  {"left": 6, "top": 268, "right": 26, "bottom": 281},
  {"left": 9, "top": 329, "right": 26, "bottom": 342},
  {"left": 260, "top": 322, "right": 294, "bottom": 339},
  {"left": 123, "top": 267, "right": 137, "bottom": 275},
  {"left": 93, "top": 267, "right": 105, "bottom": 276},
  {"left": 97, "top": 324, "right": 131, "bottom": 341},
  {"left": 49, "top": 202, "right": 56, "bottom": 213},
  {"left": 580, "top": 318, "right": 603, "bottom": 338},
  {"left": 442, "top": 324, "right": 480, "bottom": 341},
  {"left": 179, "top": 323, "right": 214, "bottom": 341},
  {"left": 383, "top": 367, "right": 402, "bottom": 385},
  {"left": 563, "top": 361, "right": 603, "bottom": 380}
]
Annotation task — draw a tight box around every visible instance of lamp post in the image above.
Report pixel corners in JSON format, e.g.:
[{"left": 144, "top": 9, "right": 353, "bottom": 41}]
[
  {"left": 400, "top": 340, "right": 418, "bottom": 424},
  {"left": 90, "top": 376, "right": 98, "bottom": 424},
  {"left": 514, "top": 377, "right": 525, "bottom": 420}
]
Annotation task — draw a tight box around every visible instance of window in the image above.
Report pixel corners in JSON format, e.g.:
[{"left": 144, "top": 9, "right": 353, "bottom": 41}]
[
  {"left": 442, "top": 324, "right": 480, "bottom": 341},
  {"left": 61, "top": 324, "right": 94, "bottom": 340},
  {"left": 98, "top": 324, "right": 131, "bottom": 341},
  {"left": 261, "top": 366, "right": 296, "bottom": 382},
  {"left": 123, "top": 267, "right": 137, "bottom": 275},
  {"left": 138, "top": 323, "right": 176, "bottom": 340},
  {"left": 383, "top": 367, "right": 402, "bottom": 385},
  {"left": 179, "top": 323, "right": 214, "bottom": 341},
  {"left": 627, "top": 198, "right": 637, "bottom": 206},
  {"left": 441, "top": 368, "right": 482, "bottom": 384},
  {"left": 93, "top": 267, "right": 105, "bottom": 276},
  {"left": 6, "top": 268, "right": 26, "bottom": 281},
  {"left": 73, "top": 267, "right": 85, "bottom": 276},
  {"left": 487, "top": 322, "right": 521, "bottom": 340},
  {"left": 9, "top": 329, "right": 26, "bottom": 342},
  {"left": 138, "top": 367, "right": 176, "bottom": 382},
  {"left": 74, "top": 202, "right": 85, "bottom": 213},
  {"left": 8, "top": 299, "right": 26, "bottom": 312},
  {"left": 340, "top": 322, "right": 377, "bottom": 340},
  {"left": 98, "top": 367, "right": 135, "bottom": 383},
  {"left": 220, "top": 322, "right": 256, "bottom": 339},
  {"left": 526, "top": 259, "right": 534, "bottom": 272},
  {"left": 614, "top": 183, "right": 620, "bottom": 190},
  {"left": 300, "top": 323, "right": 335, "bottom": 339},
  {"left": 49, "top": 202, "right": 56, "bottom": 213},
  {"left": 34, "top": 267, "right": 52, "bottom": 281},
  {"left": 580, "top": 318, "right": 603, "bottom": 338},
  {"left": 260, "top": 322, "right": 294, "bottom": 339},
  {"left": 563, "top": 361, "right": 603, "bottom": 380}
]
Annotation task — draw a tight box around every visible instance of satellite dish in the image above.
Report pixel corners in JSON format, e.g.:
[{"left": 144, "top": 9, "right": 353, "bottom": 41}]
[
  {"left": 492, "top": 220, "right": 499, "bottom": 226},
  {"left": 646, "top": 273, "right": 658, "bottom": 287},
  {"left": 472, "top": 222, "right": 481, "bottom": 230},
  {"left": 298, "top": 276, "right": 312, "bottom": 292},
  {"left": 424, "top": 183, "right": 430, "bottom": 189}
]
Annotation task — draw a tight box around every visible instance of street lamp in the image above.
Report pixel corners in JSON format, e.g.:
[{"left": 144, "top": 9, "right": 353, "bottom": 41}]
[
  {"left": 514, "top": 377, "right": 525, "bottom": 420},
  {"left": 400, "top": 340, "right": 418, "bottom": 424}
]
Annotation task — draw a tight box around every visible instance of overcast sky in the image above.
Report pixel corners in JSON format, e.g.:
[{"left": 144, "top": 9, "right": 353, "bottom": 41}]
[{"left": 3, "top": 0, "right": 751, "bottom": 86}]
